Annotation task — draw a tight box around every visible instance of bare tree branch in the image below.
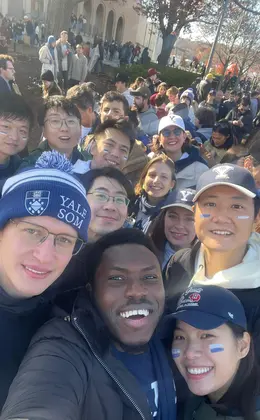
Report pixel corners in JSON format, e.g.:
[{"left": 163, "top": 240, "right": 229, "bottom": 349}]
[{"left": 233, "top": 0, "right": 260, "bottom": 15}]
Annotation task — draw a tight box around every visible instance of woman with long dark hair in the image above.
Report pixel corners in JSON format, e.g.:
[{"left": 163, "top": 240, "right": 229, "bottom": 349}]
[
  {"left": 150, "top": 188, "right": 196, "bottom": 268},
  {"left": 201, "top": 120, "right": 235, "bottom": 167},
  {"left": 133, "top": 154, "right": 175, "bottom": 232},
  {"left": 169, "top": 285, "right": 260, "bottom": 420}
]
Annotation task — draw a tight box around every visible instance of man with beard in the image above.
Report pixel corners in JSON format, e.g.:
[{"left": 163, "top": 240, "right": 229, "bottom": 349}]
[
  {"left": 2, "top": 229, "right": 176, "bottom": 420},
  {"left": 131, "top": 86, "right": 159, "bottom": 137}
]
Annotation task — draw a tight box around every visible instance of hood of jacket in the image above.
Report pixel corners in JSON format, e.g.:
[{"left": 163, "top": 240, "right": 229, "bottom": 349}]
[
  {"left": 175, "top": 145, "right": 208, "bottom": 173},
  {"left": 172, "top": 103, "right": 189, "bottom": 121},
  {"left": 138, "top": 106, "right": 159, "bottom": 136},
  {"left": 196, "top": 127, "right": 213, "bottom": 141},
  {"left": 192, "top": 232, "right": 260, "bottom": 289}
]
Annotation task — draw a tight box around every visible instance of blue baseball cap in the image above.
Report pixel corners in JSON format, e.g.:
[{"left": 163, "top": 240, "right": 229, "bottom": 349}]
[
  {"left": 193, "top": 164, "right": 257, "bottom": 202},
  {"left": 162, "top": 188, "right": 195, "bottom": 212},
  {"left": 169, "top": 285, "right": 247, "bottom": 330}
]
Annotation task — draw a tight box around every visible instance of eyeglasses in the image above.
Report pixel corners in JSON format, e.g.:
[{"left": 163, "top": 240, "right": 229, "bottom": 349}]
[
  {"left": 161, "top": 127, "right": 183, "bottom": 137},
  {"left": 7, "top": 67, "right": 15, "bottom": 71},
  {"left": 9, "top": 219, "right": 85, "bottom": 256},
  {"left": 88, "top": 191, "right": 130, "bottom": 207},
  {"left": 44, "top": 117, "right": 80, "bottom": 130}
]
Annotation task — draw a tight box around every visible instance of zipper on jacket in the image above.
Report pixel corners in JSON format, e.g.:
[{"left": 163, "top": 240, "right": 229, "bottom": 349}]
[{"left": 72, "top": 316, "right": 147, "bottom": 420}]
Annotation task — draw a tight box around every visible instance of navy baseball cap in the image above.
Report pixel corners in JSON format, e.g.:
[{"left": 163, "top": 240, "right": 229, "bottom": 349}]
[
  {"left": 162, "top": 188, "right": 195, "bottom": 212},
  {"left": 193, "top": 164, "right": 257, "bottom": 202},
  {"left": 170, "top": 285, "right": 247, "bottom": 330}
]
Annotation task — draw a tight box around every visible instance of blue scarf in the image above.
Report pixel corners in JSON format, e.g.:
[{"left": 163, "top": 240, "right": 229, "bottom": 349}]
[
  {"left": 48, "top": 44, "right": 55, "bottom": 60},
  {"left": 150, "top": 337, "right": 177, "bottom": 420}
]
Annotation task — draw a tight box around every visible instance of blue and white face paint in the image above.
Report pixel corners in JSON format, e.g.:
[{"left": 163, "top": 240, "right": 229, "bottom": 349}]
[
  {"left": 209, "top": 344, "right": 225, "bottom": 353},
  {"left": 172, "top": 348, "right": 181, "bottom": 359}
]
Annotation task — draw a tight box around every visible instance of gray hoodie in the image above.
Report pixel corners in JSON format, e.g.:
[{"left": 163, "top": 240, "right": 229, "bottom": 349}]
[{"left": 138, "top": 106, "right": 159, "bottom": 137}]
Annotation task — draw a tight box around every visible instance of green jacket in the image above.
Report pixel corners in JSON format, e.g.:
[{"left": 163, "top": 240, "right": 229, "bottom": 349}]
[{"left": 19, "top": 141, "right": 87, "bottom": 171}]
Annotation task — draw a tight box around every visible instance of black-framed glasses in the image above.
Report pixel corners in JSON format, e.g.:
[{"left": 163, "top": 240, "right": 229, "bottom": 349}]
[
  {"left": 87, "top": 191, "right": 130, "bottom": 207},
  {"left": 9, "top": 219, "right": 85, "bottom": 256},
  {"left": 44, "top": 117, "right": 80, "bottom": 130},
  {"left": 161, "top": 127, "right": 183, "bottom": 137}
]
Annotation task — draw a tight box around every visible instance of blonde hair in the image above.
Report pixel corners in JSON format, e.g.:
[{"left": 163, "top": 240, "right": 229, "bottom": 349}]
[{"left": 167, "top": 86, "right": 179, "bottom": 96}]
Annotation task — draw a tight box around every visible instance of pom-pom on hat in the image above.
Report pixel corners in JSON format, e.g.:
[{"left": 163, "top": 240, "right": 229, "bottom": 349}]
[{"left": 0, "top": 151, "right": 91, "bottom": 242}]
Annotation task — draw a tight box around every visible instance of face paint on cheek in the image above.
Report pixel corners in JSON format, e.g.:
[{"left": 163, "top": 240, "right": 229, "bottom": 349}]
[
  {"left": 123, "top": 155, "right": 128, "bottom": 161},
  {"left": 237, "top": 215, "right": 250, "bottom": 220},
  {"left": 209, "top": 344, "right": 224, "bottom": 353},
  {"left": 103, "top": 148, "right": 109, "bottom": 153},
  {"left": 172, "top": 348, "right": 181, "bottom": 359},
  {"left": 200, "top": 214, "right": 211, "bottom": 218}
]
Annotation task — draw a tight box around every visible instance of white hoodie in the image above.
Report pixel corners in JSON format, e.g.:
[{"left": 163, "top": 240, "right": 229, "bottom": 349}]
[{"left": 191, "top": 233, "right": 260, "bottom": 290}]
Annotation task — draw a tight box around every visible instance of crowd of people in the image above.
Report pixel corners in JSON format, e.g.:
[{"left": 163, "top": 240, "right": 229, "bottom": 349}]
[{"left": 0, "top": 30, "right": 260, "bottom": 419}]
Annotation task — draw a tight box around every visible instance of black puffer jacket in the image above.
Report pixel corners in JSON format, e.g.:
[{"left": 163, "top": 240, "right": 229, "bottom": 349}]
[
  {"left": 0, "top": 289, "right": 52, "bottom": 409},
  {"left": 2, "top": 292, "right": 175, "bottom": 420}
]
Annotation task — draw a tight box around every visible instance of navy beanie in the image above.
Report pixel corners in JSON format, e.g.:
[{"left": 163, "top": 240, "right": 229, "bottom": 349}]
[{"left": 0, "top": 151, "right": 91, "bottom": 242}]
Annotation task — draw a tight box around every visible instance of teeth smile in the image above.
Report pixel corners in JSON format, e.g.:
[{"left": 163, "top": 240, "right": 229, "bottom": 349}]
[
  {"left": 187, "top": 367, "right": 213, "bottom": 375},
  {"left": 120, "top": 309, "right": 150, "bottom": 318},
  {"left": 25, "top": 266, "right": 48, "bottom": 275},
  {"left": 212, "top": 230, "right": 232, "bottom": 236},
  {"left": 107, "top": 160, "right": 117, "bottom": 166}
]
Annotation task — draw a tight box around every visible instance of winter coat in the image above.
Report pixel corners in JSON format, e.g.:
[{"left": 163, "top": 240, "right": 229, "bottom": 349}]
[
  {"left": 202, "top": 140, "right": 230, "bottom": 167},
  {"left": 146, "top": 77, "right": 155, "bottom": 95},
  {"left": 198, "top": 80, "right": 212, "bottom": 102},
  {"left": 174, "top": 146, "right": 208, "bottom": 189},
  {"left": 39, "top": 44, "right": 59, "bottom": 80},
  {"left": 18, "top": 141, "right": 86, "bottom": 171},
  {"left": 25, "top": 21, "right": 34, "bottom": 36},
  {"left": 226, "top": 108, "right": 253, "bottom": 142},
  {"left": 56, "top": 40, "right": 72, "bottom": 74},
  {"left": 0, "top": 75, "right": 13, "bottom": 93},
  {"left": 165, "top": 233, "right": 260, "bottom": 362},
  {"left": 0, "top": 154, "right": 21, "bottom": 181},
  {"left": 138, "top": 106, "right": 159, "bottom": 137},
  {"left": 1, "top": 292, "right": 176, "bottom": 420},
  {"left": 69, "top": 53, "right": 88, "bottom": 82},
  {"left": 0, "top": 287, "right": 53, "bottom": 409},
  {"left": 195, "top": 127, "right": 213, "bottom": 143},
  {"left": 182, "top": 396, "right": 260, "bottom": 420},
  {"left": 123, "top": 139, "right": 149, "bottom": 186},
  {"left": 171, "top": 104, "right": 197, "bottom": 138}
]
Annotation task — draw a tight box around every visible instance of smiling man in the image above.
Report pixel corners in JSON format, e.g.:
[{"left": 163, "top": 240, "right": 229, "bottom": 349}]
[
  {"left": 165, "top": 163, "right": 260, "bottom": 358},
  {"left": 0, "top": 151, "right": 90, "bottom": 409},
  {"left": 0, "top": 93, "right": 33, "bottom": 179},
  {"left": 2, "top": 229, "right": 176, "bottom": 420},
  {"left": 81, "top": 118, "right": 136, "bottom": 173},
  {"left": 20, "top": 96, "right": 86, "bottom": 170}
]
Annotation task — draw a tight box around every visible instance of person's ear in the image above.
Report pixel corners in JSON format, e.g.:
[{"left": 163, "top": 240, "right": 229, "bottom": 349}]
[
  {"left": 170, "top": 180, "right": 176, "bottom": 190},
  {"left": 124, "top": 115, "right": 129, "bottom": 121},
  {"left": 238, "top": 332, "right": 251, "bottom": 360}
]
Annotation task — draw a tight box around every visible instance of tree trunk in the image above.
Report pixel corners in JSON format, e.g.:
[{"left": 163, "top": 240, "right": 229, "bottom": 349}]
[
  {"left": 47, "top": 0, "right": 81, "bottom": 37},
  {"left": 158, "top": 32, "right": 178, "bottom": 66}
]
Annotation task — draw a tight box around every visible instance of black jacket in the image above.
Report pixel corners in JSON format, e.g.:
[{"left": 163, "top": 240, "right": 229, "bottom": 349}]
[
  {"left": 2, "top": 292, "right": 176, "bottom": 420},
  {"left": 226, "top": 108, "right": 253, "bottom": 142},
  {"left": 164, "top": 243, "right": 260, "bottom": 362},
  {"left": 0, "top": 76, "right": 13, "bottom": 93},
  {"left": 0, "top": 288, "right": 52, "bottom": 409}
]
